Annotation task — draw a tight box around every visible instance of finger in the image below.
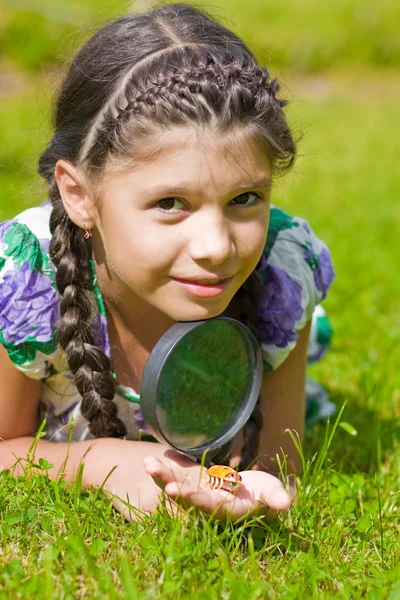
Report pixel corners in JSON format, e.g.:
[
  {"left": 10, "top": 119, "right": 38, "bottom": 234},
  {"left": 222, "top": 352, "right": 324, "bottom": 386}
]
[
  {"left": 260, "top": 483, "right": 292, "bottom": 511},
  {"left": 239, "top": 471, "right": 293, "bottom": 512},
  {"left": 143, "top": 456, "right": 185, "bottom": 491}
]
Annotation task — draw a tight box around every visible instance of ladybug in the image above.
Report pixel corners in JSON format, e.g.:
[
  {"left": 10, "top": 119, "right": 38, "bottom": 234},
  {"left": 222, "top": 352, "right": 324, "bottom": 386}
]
[{"left": 206, "top": 465, "right": 243, "bottom": 493}]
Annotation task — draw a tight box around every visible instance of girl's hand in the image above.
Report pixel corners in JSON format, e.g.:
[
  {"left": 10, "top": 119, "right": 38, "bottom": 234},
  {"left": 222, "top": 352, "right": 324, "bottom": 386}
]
[{"left": 143, "top": 450, "right": 292, "bottom": 521}]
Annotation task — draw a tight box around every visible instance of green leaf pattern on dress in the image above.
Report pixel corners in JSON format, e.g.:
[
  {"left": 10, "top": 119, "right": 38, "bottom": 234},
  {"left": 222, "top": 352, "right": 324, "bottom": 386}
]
[{"left": 3, "top": 222, "right": 54, "bottom": 278}]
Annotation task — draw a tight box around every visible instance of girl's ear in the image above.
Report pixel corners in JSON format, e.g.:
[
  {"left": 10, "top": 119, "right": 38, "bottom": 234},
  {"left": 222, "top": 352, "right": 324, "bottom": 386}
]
[{"left": 54, "top": 160, "right": 95, "bottom": 229}]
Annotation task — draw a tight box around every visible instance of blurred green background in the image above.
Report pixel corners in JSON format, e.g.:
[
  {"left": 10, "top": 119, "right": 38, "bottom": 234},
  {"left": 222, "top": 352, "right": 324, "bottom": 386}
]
[
  {"left": 2, "top": 0, "right": 399, "bottom": 71},
  {"left": 0, "top": 0, "right": 399, "bottom": 457}
]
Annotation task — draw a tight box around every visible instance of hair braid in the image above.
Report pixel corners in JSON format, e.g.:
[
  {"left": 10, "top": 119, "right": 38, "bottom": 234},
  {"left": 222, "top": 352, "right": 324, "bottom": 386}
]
[
  {"left": 48, "top": 192, "right": 126, "bottom": 438},
  {"left": 114, "top": 60, "right": 288, "bottom": 128},
  {"left": 225, "top": 271, "right": 263, "bottom": 470},
  {"left": 86, "top": 50, "right": 295, "bottom": 174}
]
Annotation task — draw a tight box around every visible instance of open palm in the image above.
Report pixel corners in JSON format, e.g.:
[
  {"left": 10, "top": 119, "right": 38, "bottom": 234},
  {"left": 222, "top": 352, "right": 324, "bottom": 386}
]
[{"left": 143, "top": 450, "right": 292, "bottom": 521}]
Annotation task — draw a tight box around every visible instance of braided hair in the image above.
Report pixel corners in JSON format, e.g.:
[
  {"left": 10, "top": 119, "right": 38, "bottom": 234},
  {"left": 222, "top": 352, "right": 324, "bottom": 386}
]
[{"left": 37, "top": 4, "right": 296, "bottom": 456}]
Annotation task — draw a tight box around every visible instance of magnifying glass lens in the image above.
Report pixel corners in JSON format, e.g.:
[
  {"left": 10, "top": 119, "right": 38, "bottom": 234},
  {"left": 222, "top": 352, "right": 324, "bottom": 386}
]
[{"left": 154, "top": 320, "right": 254, "bottom": 449}]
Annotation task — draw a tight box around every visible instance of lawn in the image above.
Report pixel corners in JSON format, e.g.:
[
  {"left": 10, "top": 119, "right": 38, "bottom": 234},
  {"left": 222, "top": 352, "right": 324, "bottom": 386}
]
[{"left": 0, "top": 1, "right": 399, "bottom": 598}]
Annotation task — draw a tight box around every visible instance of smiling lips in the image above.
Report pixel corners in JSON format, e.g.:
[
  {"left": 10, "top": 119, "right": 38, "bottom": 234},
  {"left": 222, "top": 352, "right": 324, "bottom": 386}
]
[{"left": 171, "top": 275, "right": 234, "bottom": 298}]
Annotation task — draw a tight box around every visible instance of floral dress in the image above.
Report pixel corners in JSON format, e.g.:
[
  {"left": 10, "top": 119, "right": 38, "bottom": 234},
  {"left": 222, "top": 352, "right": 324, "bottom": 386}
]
[{"left": 0, "top": 203, "right": 335, "bottom": 442}]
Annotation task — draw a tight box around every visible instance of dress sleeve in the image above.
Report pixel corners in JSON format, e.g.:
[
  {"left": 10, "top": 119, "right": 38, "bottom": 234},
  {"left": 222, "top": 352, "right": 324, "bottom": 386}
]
[
  {"left": 0, "top": 218, "right": 59, "bottom": 379},
  {"left": 256, "top": 208, "right": 335, "bottom": 371}
]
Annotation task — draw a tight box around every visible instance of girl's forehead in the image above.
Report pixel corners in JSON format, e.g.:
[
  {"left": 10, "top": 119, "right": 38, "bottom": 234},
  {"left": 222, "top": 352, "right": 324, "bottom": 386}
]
[
  {"left": 104, "top": 126, "right": 271, "bottom": 189},
  {"left": 142, "top": 125, "right": 267, "bottom": 160}
]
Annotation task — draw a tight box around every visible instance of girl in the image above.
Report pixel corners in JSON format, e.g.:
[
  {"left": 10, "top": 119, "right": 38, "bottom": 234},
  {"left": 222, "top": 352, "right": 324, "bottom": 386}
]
[{"left": 0, "top": 3, "right": 334, "bottom": 521}]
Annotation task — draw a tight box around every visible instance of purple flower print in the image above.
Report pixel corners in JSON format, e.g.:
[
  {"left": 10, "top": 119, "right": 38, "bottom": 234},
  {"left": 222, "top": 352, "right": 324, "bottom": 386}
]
[
  {"left": 257, "top": 264, "right": 303, "bottom": 348},
  {"left": 92, "top": 312, "right": 110, "bottom": 356},
  {"left": 0, "top": 262, "right": 59, "bottom": 344},
  {"left": 303, "top": 246, "right": 335, "bottom": 298},
  {"left": 314, "top": 247, "right": 335, "bottom": 297},
  {"left": 39, "top": 238, "right": 51, "bottom": 255},
  {"left": 134, "top": 406, "right": 147, "bottom": 430}
]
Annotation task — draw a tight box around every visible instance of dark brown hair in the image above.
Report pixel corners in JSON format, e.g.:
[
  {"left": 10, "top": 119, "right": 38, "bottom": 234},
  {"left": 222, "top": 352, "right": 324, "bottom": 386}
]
[{"left": 38, "top": 3, "right": 296, "bottom": 466}]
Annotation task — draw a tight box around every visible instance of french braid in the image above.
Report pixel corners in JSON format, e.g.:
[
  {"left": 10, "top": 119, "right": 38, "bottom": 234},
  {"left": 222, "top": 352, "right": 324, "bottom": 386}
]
[{"left": 84, "top": 51, "right": 293, "bottom": 174}]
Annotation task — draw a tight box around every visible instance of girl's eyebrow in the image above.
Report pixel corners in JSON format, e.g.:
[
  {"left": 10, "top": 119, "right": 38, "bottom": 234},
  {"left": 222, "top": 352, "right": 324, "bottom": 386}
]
[
  {"left": 233, "top": 178, "right": 273, "bottom": 191},
  {"left": 144, "top": 178, "right": 272, "bottom": 198}
]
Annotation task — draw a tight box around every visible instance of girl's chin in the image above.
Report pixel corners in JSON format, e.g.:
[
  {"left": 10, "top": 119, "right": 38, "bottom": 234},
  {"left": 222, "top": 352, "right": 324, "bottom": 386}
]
[{"left": 166, "top": 300, "right": 229, "bottom": 322}]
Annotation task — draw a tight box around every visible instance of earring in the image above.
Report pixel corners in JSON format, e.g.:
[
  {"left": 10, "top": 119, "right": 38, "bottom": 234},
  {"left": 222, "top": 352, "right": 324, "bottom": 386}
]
[{"left": 83, "top": 223, "right": 92, "bottom": 239}]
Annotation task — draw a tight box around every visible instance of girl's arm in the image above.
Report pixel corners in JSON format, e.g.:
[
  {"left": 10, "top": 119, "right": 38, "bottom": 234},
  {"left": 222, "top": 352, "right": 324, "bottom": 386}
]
[
  {"left": 0, "top": 345, "right": 291, "bottom": 520},
  {"left": 0, "top": 435, "right": 181, "bottom": 519},
  {"left": 257, "top": 320, "right": 311, "bottom": 476},
  {"left": 1, "top": 435, "right": 292, "bottom": 521},
  {"left": 0, "top": 344, "right": 166, "bottom": 516},
  {"left": 231, "top": 320, "right": 311, "bottom": 476},
  {"left": 0, "top": 344, "right": 43, "bottom": 440}
]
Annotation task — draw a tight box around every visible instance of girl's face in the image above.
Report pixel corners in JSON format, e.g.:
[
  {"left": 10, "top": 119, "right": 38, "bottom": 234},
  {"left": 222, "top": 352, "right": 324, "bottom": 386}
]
[{"left": 92, "top": 127, "right": 272, "bottom": 322}]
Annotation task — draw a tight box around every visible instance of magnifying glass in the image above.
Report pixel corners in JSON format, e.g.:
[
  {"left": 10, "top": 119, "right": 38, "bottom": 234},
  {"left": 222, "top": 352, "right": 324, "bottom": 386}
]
[{"left": 140, "top": 317, "right": 262, "bottom": 461}]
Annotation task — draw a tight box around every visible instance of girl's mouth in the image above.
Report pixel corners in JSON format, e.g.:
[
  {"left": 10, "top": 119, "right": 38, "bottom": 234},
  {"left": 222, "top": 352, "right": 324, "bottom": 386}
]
[{"left": 171, "top": 276, "right": 234, "bottom": 298}]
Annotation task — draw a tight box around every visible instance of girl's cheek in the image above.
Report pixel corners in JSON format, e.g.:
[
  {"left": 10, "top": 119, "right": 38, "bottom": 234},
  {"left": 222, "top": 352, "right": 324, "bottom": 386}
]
[{"left": 242, "top": 225, "right": 267, "bottom": 257}]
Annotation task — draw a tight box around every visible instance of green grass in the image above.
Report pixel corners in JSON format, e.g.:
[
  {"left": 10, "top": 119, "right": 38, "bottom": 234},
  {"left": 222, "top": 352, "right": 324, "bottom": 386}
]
[
  {"left": 0, "top": 411, "right": 399, "bottom": 599},
  {"left": 1, "top": 1, "right": 400, "bottom": 597}
]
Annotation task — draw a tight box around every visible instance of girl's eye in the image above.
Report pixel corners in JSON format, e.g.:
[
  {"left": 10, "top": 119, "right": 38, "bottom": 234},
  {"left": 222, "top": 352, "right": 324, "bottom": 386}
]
[
  {"left": 153, "top": 192, "right": 263, "bottom": 213},
  {"left": 230, "top": 192, "right": 263, "bottom": 207},
  {"left": 155, "top": 197, "right": 186, "bottom": 212}
]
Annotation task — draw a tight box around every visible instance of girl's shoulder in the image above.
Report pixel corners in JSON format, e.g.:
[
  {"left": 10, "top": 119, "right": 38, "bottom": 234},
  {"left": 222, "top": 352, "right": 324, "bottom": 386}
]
[
  {"left": 0, "top": 202, "right": 54, "bottom": 276},
  {"left": 0, "top": 203, "right": 60, "bottom": 378},
  {"left": 256, "top": 205, "right": 335, "bottom": 371}
]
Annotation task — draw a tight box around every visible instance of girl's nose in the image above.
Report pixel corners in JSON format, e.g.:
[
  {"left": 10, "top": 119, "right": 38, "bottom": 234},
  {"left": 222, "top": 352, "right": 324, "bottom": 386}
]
[{"left": 187, "top": 214, "right": 236, "bottom": 265}]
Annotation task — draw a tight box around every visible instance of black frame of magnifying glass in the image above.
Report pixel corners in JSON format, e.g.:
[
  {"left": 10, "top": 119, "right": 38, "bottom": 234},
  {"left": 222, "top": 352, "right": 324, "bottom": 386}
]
[{"left": 140, "top": 316, "right": 263, "bottom": 460}]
